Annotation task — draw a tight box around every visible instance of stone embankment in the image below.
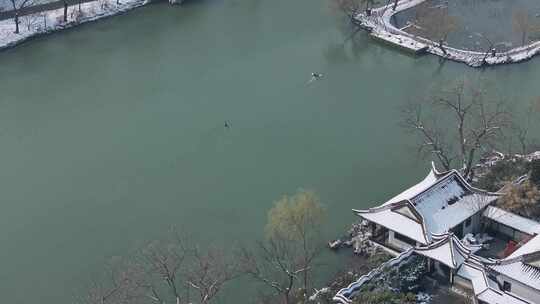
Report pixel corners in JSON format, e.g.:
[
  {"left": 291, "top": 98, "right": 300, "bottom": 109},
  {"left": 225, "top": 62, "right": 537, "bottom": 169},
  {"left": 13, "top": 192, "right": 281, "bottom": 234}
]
[{"left": 0, "top": 0, "right": 176, "bottom": 51}]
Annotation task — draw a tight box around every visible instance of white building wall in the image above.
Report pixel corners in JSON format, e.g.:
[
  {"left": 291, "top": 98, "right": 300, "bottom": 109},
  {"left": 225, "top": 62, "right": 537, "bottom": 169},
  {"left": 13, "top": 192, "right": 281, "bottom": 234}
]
[{"left": 496, "top": 274, "right": 540, "bottom": 303}]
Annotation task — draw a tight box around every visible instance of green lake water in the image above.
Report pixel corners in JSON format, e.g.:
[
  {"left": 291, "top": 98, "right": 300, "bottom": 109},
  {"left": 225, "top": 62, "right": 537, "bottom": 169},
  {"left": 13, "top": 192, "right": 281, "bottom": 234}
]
[{"left": 0, "top": 0, "right": 540, "bottom": 303}]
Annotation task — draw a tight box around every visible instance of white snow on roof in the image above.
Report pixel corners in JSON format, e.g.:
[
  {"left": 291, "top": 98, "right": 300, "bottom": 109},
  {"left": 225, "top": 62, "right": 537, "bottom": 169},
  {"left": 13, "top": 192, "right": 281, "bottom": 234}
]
[
  {"left": 358, "top": 207, "right": 428, "bottom": 244},
  {"left": 358, "top": 169, "right": 498, "bottom": 244},
  {"left": 415, "top": 235, "right": 473, "bottom": 269},
  {"left": 490, "top": 259, "right": 540, "bottom": 291},
  {"left": 381, "top": 169, "right": 439, "bottom": 206},
  {"left": 483, "top": 206, "right": 540, "bottom": 236},
  {"left": 412, "top": 175, "right": 498, "bottom": 235},
  {"left": 458, "top": 263, "right": 531, "bottom": 304},
  {"left": 416, "top": 239, "right": 458, "bottom": 268},
  {"left": 477, "top": 288, "right": 531, "bottom": 304}
]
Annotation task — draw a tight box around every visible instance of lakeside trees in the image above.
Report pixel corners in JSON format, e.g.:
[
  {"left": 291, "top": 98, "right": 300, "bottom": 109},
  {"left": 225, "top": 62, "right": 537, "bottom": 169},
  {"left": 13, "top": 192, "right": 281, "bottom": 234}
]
[
  {"left": 413, "top": 2, "right": 460, "bottom": 55},
  {"left": 240, "top": 189, "right": 325, "bottom": 304},
  {"left": 403, "top": 77, "right": 540, "bottom": 180},
  {"left": 401, "top": 78, "right": 513, "bottom": 179},
  {"left": 9, "top": 0, "right": 34, "bottom": 33},
  {"left": 332, "top": 0, "right": 374, "bottom": 19},
  {"left": 80, "top": 190, "right": 326, "bottom": 304},
  {"left": 80, "top": 231, "right": 239, "bottom": 304},
  {"left": 512, "top": 10, "right": 540, "bottom": 46}
]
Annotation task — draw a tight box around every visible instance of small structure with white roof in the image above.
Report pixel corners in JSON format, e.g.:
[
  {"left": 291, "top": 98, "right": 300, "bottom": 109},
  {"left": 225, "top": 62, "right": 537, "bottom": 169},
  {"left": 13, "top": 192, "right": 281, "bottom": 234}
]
[{"left": 335, "top": 163, "right": 540, "bottom": 304}]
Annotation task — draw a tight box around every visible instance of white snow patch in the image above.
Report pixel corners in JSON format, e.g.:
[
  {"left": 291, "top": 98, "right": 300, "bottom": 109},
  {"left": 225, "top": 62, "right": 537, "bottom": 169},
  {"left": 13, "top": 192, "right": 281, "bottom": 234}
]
[{"left": 0, "top": 0, "right": 147, "bottom": 51}]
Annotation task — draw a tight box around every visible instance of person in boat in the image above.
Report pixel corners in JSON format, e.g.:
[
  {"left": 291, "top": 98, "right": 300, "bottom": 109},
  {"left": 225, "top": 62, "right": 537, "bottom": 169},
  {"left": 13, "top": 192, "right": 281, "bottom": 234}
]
[{"left": 224, "top": 121, "right": 230, "bottom": 128}]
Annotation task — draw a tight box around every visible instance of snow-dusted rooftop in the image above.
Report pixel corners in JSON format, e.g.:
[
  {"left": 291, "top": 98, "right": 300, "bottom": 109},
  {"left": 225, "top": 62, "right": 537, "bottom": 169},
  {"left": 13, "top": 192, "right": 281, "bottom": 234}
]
[
  {"left": 483, "top": 206, "right": 540, "bottom": 236},
  {"left": 357, "top": 203, "right": 428, "bottom": 244},
  {"left": 381, "top": 167, "right": 439, "bottom": 207},
  {"left": 489, "top": 257, "right": 540, "bottom": 292},
  {"left": 355, "top": 166, "right": 499, "bottom": 243},
  {"left": 414, "top": 234, "right": 471, "bottom": 269},
  {"left": 348, "top": 164, "right": 540, "bottom": 304},
  {"left": 412, "top": 174, "right": 498, "bottom": 236}
]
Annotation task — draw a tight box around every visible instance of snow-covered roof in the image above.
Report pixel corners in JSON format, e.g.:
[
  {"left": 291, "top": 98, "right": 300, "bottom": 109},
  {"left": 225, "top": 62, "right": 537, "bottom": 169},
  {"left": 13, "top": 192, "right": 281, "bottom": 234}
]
[
  {"left": 355, "top": 166, "right": 499, "bottom": 243},
  {"left": 413, "top": 174, "right": 498, "bottom": 236},
  {"left": 356, "top": 202, "right": 428, "bottom": 244},
  {"left": 477, "top": 288, "right": 532, "bottom": 304},
  {"left": 414, "top": 234, "right": 471, "bottom": 269},
  {"left": 458, "top": 261, "right": 532, "bottom": 304},
  {"left": 483, "top": 206, "right": 540, "bottom": 236},
  {"left": 381, "top": 167, "right": 440, "bottom": 206},
  {"left": 489, "top": 259, "right": 540, "bottom": 292},
  {"left": 486, "top": 239, "right": 540, "bottom": 292}
]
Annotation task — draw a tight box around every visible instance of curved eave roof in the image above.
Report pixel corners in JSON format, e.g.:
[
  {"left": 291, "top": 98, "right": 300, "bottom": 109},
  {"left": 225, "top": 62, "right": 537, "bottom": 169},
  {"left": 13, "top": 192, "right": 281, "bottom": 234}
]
[
  {"left": 355, "top": 202, "right": 429, "bottom": 245},
  {"left": 354, "top": 165, "right": 501, "bottom": 245},
  {"left": 414, "top": 234, "right": 471, "bottom": 269}
]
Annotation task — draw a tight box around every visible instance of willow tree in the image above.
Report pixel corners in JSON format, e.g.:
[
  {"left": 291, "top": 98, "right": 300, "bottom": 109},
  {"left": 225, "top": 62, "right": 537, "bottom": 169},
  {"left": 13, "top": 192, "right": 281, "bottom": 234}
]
[
  {"left": 266, "top": 189, "right": 325, "bottom": 295},
  {"left": 240, "top": 189, "right": 325, "bottom": 303}
]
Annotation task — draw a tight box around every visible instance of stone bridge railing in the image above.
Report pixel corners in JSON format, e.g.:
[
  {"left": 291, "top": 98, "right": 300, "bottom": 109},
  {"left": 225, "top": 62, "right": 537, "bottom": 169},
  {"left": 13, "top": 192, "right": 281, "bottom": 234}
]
[{"left": 332, "top": 248, "right": 415, "bottom": 303}]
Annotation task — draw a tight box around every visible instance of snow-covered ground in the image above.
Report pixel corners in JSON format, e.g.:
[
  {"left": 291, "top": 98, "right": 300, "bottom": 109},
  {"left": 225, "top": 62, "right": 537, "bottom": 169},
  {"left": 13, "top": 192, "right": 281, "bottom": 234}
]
[
  {"left": 356, "top": 0, "right": 540, "bottom": 67},
  {"left": 0, "top": 0, "right": 52, "bottom": 11},
  {"left": 0, "top": 0, "right": 148, "bottom": 50}
]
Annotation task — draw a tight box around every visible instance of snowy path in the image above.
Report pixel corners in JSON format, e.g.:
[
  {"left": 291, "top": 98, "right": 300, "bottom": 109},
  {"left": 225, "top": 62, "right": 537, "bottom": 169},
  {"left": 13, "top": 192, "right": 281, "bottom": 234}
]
[
  {"left": 356, "top": 0, "right": 540, "bottom": 67},
  {"left": 0, "top": 0, "right": 147, "bottom": 51}
]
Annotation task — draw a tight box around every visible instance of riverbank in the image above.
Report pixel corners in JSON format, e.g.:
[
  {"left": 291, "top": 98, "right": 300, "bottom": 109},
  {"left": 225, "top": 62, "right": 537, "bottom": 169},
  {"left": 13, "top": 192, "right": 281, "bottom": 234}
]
[
  {"left": 0, "top": 0, "right": 147, "bottom": 51},
  {"left": 356, "top": 0, "right": 540, "bottom": 67}
]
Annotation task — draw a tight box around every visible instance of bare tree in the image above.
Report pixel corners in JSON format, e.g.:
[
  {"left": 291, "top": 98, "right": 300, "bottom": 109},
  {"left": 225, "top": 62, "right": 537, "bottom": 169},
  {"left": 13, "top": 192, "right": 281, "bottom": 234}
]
[
  {"left": 79, "top": 257, "right": 142, "bottom": 304},
  {"left": 512, "top": 10, "right": 540, "bottom": 46},
  {"left": 239, "top": 238, "right": 309, "bottom": 304},
  {"left": 138, "top": 238, "right": 188, "bottom": 304},
  {"left": 186, "top": 246, "right": 239, "bottom": 304},
  {"left": 80, "top": 231, "right": 238, "bottom": 304},
  {"left": 9, "top": 0, "right": 34, "bottom": 34},
  {"left": 413, "top": 2, "right": 460, "bottom": 54},
  {"left": 401, "top": 78, "right": 512, "bottom": 179},
  {"left": 331, "top": 0, "right": 373, "bottom": 19},
  {"left": 21, "top": 12, "right": 39, "bottom": 31},
  {"left": 62, "top": 0, "right": 68, "bottom": 22},
  {"left": 510, "top": 98, "right": 540, "bottom": 155}
]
